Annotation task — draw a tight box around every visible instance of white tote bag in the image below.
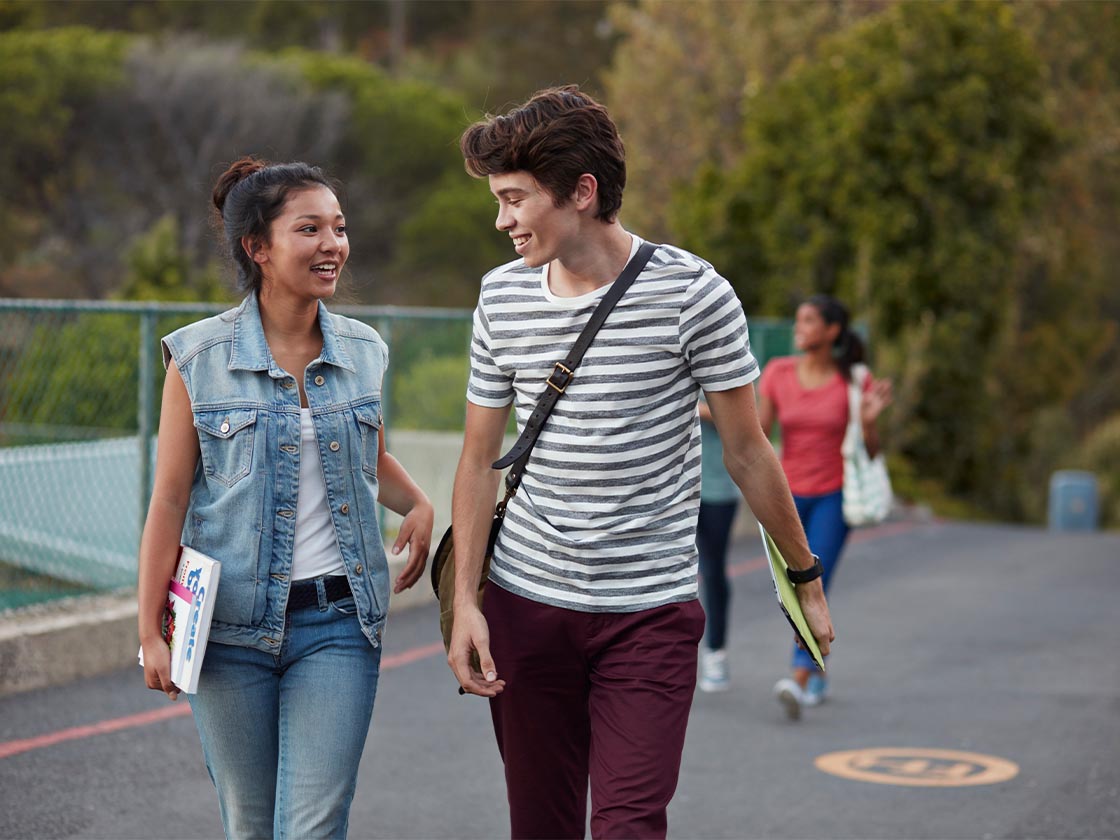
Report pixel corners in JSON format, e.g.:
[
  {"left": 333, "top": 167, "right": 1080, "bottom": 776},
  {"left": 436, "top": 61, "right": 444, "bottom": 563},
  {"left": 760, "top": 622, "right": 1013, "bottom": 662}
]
[{"left": 841, "top": 364, "right": 892, "bottom": 526}]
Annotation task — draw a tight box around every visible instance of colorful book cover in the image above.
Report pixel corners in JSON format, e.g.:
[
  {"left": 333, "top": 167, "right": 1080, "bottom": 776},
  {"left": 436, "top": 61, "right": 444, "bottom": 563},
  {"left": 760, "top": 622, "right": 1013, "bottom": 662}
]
[{"left": 138, "top": 545, "right": 221, "bottom": 694}]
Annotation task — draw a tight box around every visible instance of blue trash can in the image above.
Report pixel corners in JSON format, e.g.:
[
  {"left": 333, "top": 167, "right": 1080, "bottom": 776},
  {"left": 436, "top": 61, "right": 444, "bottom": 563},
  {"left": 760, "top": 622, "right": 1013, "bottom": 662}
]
[{"left": 1047, "top": 470, "right": 1100, "bottom": 532}]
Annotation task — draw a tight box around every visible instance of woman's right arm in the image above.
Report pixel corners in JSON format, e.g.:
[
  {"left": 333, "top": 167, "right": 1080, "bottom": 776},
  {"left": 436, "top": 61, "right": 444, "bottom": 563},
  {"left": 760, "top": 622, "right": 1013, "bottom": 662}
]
[{"left": 137, "top": 361, "right": 200, "bottom": 701}]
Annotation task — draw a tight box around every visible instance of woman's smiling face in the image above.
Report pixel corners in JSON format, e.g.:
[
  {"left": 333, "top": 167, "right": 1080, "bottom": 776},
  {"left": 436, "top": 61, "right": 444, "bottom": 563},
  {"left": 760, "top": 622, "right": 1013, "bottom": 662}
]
[{"left": 252, "top": 185, "right": 349, "bottom": 301}]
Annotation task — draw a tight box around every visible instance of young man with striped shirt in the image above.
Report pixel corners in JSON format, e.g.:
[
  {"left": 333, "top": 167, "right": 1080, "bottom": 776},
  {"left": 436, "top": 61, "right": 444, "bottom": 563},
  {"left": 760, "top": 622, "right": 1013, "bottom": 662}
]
[{"left": 447, "top": 85, "right": 834, "bottom": 840}]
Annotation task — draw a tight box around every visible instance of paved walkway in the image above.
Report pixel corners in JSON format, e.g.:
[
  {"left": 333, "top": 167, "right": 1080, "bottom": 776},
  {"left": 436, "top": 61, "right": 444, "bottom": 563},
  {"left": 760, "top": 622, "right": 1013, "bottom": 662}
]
[{"left": 1, "top": 520, "right": 1117, "bottom": 839}]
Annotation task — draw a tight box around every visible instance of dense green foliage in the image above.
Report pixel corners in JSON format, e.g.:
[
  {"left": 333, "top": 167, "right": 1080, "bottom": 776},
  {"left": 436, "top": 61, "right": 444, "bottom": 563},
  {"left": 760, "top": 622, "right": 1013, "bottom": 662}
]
[
  {"left": 0, "top": 27, "right": 504, "bottom": 303},
  {"left": 607, "top": 0, "right": 1120, "bottom": 524},
  {"left": 678, "top": 2, "right": 1059, "bottom": 517},
  {"left": 2, "top": 0, "right": 1118, "bottom": 525},
  {"left": 0, "top": 27, "right": 127, "bottom": 284}
]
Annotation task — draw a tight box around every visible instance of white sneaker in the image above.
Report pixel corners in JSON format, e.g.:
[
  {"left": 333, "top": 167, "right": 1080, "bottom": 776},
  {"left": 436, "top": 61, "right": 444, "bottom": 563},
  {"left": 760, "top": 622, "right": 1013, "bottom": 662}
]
[
  {"left": 699, "top": 648, "right": 730, "bottom": 693},
  {"left": 773, "top": 677, "right": 803, "bottom": 720}
]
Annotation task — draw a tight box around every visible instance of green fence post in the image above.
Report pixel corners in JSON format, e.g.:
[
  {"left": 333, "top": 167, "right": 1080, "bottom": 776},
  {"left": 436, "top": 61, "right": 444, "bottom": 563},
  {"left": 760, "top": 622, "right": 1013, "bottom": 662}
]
[
  {"left": 375, "top": 316, "right": 394, "bottom": 536},
  {"left": 138, "top": 309, "right": 155, "bottom": 536}
]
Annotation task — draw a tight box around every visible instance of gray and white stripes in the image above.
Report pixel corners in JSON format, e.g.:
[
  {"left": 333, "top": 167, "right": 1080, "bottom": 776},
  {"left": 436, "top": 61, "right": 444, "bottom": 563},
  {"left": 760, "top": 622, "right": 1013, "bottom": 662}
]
[{"left": 467, "top": 239, "right": 758, "bottom": 612}]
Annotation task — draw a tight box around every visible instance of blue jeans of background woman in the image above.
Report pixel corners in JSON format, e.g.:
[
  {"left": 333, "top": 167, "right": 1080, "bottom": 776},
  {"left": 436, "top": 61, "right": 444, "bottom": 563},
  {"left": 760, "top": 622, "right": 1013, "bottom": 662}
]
[
  {"left": 791, "top": 489, "right": 849, "bottom": 671},
  {"left": 696, "top": 499, "right": 739, "bottom": 651},
  {"left": 188, "top": 579, "right": 381, "bottom": 840}
]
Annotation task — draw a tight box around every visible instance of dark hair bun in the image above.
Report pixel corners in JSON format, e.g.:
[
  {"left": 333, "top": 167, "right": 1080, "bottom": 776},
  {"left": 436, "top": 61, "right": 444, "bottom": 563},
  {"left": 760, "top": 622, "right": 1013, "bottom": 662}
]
[{"left": 212, "top": 156, "right": 269, "bottom": 216}]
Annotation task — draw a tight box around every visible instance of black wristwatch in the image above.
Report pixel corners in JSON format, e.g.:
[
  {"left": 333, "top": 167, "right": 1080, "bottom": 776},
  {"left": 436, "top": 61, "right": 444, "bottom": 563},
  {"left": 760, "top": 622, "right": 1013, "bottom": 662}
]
[{"left": 786, "top": 554, "right": 823, "bottom": 585}]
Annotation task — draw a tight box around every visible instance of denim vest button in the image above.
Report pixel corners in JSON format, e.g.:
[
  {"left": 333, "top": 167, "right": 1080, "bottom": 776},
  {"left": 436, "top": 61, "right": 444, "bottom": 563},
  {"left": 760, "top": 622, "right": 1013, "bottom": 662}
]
[
  {"left": 329, "top": 441, "right": 340, "bottom": 452},
  {"left": 314, "top": 375, "right": 325, "bottom": 386},
  {"left": 340, "top": 503, "right": 350, "bottom": 515},
  {"left": 355, "top": 564, "right": 363, "bottom": 574},
  {"left": 219, "top": 420, "right": 230, "bottom": 434}
]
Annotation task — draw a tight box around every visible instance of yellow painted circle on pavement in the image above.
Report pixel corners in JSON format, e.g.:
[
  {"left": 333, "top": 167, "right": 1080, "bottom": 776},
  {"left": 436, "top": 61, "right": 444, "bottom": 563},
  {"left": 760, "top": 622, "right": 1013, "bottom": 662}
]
[{"left": 815, "top": 748, "right": 1019, "bottom": 787}]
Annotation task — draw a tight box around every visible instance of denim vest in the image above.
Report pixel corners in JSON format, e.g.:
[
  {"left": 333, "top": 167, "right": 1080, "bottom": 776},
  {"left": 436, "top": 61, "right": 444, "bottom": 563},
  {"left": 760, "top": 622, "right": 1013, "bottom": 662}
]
[{"left": 162, "top": 293, "right": 390, "bottom": 653}]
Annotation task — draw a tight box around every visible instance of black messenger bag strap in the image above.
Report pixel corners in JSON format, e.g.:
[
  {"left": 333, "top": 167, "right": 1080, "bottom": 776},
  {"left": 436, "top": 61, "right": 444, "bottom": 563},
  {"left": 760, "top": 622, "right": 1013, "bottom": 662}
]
[
  {"left": 492, "top": 240, "right": 657, "bottom": 495},
  {"left": 427, "top": 241, "right": 656, "bottom": 608}
]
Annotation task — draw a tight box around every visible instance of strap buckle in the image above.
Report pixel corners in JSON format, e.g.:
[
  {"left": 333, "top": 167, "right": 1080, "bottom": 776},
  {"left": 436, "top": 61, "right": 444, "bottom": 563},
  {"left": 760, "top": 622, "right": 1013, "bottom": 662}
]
[{"left": 546, "top": 362, "right": 573, "bottom": 394}]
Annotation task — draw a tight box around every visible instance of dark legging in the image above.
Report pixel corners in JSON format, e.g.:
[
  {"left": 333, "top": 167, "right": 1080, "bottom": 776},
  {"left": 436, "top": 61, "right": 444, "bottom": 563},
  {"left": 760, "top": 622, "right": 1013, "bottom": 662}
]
[{"left": 696, "top": 499, "right": 739, "bottom": 651}]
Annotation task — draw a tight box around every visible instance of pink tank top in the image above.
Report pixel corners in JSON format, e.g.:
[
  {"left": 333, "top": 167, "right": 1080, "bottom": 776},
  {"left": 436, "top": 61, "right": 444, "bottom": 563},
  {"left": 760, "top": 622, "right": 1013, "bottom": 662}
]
[{"left": 759, "top": 356, "right": 870, "bottom": 497}]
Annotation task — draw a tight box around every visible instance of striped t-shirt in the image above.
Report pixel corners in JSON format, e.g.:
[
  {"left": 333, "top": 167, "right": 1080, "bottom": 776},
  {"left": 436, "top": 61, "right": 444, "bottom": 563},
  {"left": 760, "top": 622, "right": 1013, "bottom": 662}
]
[{"left": 467, "top": 237, "right": 759, "bottom": 612}]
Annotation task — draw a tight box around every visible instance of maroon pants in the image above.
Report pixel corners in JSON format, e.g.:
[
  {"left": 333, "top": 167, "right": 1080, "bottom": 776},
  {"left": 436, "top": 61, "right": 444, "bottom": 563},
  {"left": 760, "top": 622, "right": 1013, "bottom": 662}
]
[{"left": 484, "top": 582, "right": 705, "bottom": 840}]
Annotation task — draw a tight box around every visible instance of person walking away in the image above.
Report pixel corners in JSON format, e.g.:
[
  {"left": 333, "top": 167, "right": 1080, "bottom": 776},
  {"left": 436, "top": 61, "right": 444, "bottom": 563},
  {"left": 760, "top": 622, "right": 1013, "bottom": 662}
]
[
  {"left": 757, "top": 293, "right": 891, "bottom": 719},
  {"left": 446, "top": 85, "right": 834, "bottom": 840},
  {"left": 137, "top": 157, "right": 433, "bottom": 839},
  {"left": 696, "top": 396, "right": 741, "bottom": 693}
]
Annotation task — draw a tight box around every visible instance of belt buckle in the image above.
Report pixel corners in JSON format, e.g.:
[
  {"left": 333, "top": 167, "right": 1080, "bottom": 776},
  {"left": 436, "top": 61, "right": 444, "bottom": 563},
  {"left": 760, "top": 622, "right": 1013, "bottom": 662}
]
[{"left": 547, "top": 362, "right": 572, "bottom": 394}]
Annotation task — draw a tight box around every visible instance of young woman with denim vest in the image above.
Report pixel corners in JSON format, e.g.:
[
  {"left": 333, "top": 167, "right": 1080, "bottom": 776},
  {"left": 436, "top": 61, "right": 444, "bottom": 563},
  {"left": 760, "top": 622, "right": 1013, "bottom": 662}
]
[
  {"left": 758, "top": 294, "right": 892, "bottom": 720},
  {"left": 137, "top": 157, "right": 433, "bottom": 839}
]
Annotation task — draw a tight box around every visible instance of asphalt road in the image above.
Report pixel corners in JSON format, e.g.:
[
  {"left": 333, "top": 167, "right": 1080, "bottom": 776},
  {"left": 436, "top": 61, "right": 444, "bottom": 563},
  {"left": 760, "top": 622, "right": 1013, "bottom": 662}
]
[{"left": 1, "top": 519, "right": 1118, "bottom": 840}]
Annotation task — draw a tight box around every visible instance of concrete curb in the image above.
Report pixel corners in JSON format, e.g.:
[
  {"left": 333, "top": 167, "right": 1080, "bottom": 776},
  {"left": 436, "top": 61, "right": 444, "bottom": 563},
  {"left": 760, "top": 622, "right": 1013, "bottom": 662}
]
[
  {"left": 0, "top": 556, "right": 435, "bottom": 698},
  {"left": 0, "top": 591, "right": 140, "bottom": 697}
]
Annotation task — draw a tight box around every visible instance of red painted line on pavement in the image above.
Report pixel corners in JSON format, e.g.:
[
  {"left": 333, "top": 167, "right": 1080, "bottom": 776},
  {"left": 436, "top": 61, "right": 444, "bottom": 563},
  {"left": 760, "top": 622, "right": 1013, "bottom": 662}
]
[
  {"left": 0, "top": 704, "right": 191, "bottom": 760},
  {"left": 0, "top": 638, "right": 449, "bottom": 761},
  {"left": 0, "top": 519, "right": 929, "bottom": 762},
  {"left": 381, "top": 640, "right": 446, "bottom": 669}
]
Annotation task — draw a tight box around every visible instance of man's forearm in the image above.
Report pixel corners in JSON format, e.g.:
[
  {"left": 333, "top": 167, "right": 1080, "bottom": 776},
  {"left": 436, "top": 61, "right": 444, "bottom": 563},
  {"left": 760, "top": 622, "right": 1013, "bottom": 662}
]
[
  {"left": 450, "top": 461, "right": 503, "bottom": 607},
  {"left": 725, "top": 442, "right": 816, "bottom": 571}
]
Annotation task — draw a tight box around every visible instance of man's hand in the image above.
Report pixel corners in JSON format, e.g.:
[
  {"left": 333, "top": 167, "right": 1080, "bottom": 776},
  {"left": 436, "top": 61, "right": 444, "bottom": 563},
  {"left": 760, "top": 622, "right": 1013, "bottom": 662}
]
[
  {"left": 795, "top": 580, "right": 835, "bottom": 657},
  {"left": 447, "top": 601, "right": 506, "bottom": 697}
]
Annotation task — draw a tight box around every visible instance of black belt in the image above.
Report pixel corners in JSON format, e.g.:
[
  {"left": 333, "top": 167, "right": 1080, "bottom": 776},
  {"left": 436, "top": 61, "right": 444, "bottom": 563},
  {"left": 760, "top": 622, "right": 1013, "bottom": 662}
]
[{"left": 286, "top": 575, "right": 352, "bottom": 612}]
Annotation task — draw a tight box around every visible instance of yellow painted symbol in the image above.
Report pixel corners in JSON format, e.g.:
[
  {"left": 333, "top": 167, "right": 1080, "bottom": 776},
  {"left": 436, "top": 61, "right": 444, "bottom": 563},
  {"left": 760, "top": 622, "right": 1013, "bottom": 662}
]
[{"left": 815, "top": 748, "right": 1019, "bottom": 787}]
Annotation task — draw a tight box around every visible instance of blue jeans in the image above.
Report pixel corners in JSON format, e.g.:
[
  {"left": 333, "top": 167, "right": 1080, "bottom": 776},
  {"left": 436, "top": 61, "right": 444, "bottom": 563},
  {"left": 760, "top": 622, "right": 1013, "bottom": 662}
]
[
  {"left": 188, "top": 579, "right": 381, "bottom": 840},
  {"left": 696, "top": 499, "right": 739, "bottom": 650},
  {"left": 791, "top": 490, "right": 849, "bottom": 671}
]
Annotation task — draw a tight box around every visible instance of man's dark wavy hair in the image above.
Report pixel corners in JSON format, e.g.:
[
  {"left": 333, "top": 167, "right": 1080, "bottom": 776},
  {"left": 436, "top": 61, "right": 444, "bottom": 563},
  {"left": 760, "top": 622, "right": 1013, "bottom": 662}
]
[{"left": 460, "top": 85, "right": 626, "bottom": 222}]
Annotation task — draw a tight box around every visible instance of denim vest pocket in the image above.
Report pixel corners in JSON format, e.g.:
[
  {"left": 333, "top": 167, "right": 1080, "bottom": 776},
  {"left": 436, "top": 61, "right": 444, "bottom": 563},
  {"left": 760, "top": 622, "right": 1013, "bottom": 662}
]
[
  {"left": 195, "top": 408, "right": 258, "bottom": 488},
  {"left": 355, "top": 404, "right": 382, "bottom": 479}
]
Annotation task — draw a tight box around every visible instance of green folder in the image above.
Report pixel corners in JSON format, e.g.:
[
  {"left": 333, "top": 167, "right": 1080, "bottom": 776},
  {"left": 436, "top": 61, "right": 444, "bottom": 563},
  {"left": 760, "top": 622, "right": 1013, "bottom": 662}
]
[{"left": 759, "top": 524, "right": 826, "bottom": 672}]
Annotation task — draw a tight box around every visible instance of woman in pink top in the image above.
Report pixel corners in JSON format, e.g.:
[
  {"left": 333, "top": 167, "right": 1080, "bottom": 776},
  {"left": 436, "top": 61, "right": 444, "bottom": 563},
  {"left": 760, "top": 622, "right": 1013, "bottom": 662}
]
[{"left": 758, "top": 295, "right": 892, "bottom": 719}]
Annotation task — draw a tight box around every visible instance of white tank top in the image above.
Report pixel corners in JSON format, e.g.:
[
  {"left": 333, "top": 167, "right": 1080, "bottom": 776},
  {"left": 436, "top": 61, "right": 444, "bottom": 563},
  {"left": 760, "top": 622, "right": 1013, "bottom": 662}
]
[{"left": 292, "top": 408, "right": 345, "bottom": 580}]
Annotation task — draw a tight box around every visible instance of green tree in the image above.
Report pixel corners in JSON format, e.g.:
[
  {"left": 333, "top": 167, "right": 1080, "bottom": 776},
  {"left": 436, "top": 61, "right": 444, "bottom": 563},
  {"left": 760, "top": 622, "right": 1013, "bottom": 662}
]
[
  {"left": 605, "top": 0, "right": 884, "bottom": 243},
  {"left": 390, "top": 173, "right": 509, "bottom": 307},
  {"left": 290, "top": 49, "right": 500, "bottom": 303},
  {"left": 679, "top": 1, "right": 1057, "bottom": 516},
  {"left": 1010, "top": 1, "right": 1120, "bottom": 435},
  {"left": 118, "top": 214, "right": 227, "bottom": 304},
  {"left": 0, "top": 27, "right": 126, "bottom": 280},
  {"left": 391, "top": 352, "right": 471, "bottom": 432}
]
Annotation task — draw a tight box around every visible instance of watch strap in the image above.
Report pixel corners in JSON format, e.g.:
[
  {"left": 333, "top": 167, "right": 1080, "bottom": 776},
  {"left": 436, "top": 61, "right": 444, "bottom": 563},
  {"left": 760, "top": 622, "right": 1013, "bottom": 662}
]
[{"left": 786, "top": 554, "right": 823, "bottom": 585}]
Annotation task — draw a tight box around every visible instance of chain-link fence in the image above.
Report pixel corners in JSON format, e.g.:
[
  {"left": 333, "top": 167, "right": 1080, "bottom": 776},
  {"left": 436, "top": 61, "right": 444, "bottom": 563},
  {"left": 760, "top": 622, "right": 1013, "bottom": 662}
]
[{"left": 0, "top": 298, "right": 793, "bottom": 612}]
